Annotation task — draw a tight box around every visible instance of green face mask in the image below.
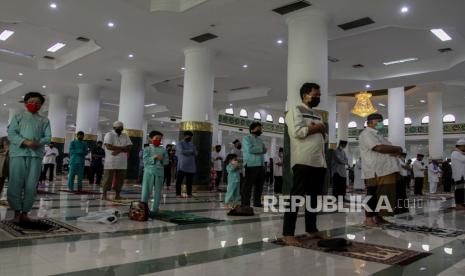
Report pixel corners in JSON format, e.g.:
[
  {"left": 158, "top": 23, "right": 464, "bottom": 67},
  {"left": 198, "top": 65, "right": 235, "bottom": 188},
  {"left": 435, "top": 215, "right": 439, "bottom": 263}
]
[{"left": 375, "top": 122, "right": 384, "bottom": 131}]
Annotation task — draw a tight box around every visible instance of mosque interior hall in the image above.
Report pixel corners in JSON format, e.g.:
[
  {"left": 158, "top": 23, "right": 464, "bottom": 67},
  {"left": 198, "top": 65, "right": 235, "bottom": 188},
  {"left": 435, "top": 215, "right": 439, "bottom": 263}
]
[{"left": 1, "top": 0, "right": 465, "bottom": 275}]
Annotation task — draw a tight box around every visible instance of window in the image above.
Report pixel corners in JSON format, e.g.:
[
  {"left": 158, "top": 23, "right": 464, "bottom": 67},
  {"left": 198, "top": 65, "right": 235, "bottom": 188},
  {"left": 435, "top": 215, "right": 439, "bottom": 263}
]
[
  {"left": 335, "top": 122, "right": 338, "bottom": 129},
  {"left": 348, "top": 121, "right": 357, "bottom": 128},
  {"left": 421, "top": 116, "right": 429, "bottom": 124},
  {"left": 404, "top": 117, "right": 412, "bottom": 125},
  {"left": 383, "top": 119, "right": 389, "bottom": 126},
  {"left": 225, "top": 108, "right": 234, "bottom": 115},
  {"left": 443, "top": 114, "right": 455, "bottom": 123},
  {"left": 239, "top": 109, "right": 248, "bottom": 118},
  {"left": 254, "top": 112, "right": 261, "bottom": 120},
  {"left": 278, "top": 117, "right": 285, "bottom": 124},
  {"left": 266, "top": 114, "right": 273, "bottom": 122}
]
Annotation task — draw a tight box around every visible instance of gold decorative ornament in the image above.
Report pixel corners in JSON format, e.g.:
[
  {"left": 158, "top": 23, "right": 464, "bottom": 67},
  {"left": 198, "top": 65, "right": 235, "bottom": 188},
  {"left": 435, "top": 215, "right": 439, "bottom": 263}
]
[
  {"left": 123, "top": 129, "right": 144, "bottom": 138},
  {"left": 83, "top": 134, "right": 98, "bottom": 141},
  {"left": 51, "top": 137, "right": 65, "bottom": 143},
  {"left": 180, "top": 121, "right": 213, "bottom": 132},
  {"left": 351, "top": 91, "right": 377, "bottom": 117}
]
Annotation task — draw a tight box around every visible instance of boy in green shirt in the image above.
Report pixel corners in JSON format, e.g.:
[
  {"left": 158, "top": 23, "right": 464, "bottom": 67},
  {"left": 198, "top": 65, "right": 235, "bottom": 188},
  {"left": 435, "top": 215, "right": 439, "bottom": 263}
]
[
  {"left": 8, "top": 92, "right": 51, "bottom": 223},
  {"left": 68, "top": 131, "right": 89, "bottom": 191}
]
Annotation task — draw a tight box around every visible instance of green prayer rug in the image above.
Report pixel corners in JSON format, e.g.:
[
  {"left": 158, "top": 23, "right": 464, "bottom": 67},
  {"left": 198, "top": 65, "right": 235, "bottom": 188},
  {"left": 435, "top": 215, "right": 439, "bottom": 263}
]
[{"left": 153, "top": 210, "right": 223, "bottom": 225}]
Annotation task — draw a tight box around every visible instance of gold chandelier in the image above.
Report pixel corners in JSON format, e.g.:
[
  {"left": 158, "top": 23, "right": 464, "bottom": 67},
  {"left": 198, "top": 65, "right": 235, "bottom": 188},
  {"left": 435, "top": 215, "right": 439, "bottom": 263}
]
[{"left": 351, "top": 91, "right": 377, "bottom": 117}]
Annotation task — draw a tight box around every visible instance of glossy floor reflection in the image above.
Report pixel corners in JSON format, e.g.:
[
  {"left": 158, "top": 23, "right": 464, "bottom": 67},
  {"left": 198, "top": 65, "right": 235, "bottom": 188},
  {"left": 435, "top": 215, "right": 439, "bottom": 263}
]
[{"left": 0, "top": 179, "right": 464, "bottom": 276}]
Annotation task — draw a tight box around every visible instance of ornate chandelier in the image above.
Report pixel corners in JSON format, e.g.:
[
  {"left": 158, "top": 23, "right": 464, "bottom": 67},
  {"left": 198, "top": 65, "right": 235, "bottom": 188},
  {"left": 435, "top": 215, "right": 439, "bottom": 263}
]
[{"left": 351, "top": 91, "right": 377, "bottom": 117}]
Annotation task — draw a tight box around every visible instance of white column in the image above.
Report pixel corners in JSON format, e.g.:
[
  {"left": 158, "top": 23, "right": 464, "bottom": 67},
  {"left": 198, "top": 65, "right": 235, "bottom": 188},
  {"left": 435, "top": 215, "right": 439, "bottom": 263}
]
[
  {"left": 181, "top": 47, "right": 215, "bottom": 122},
  {"left": 142, "top": 119, "right": 149, "bottom": 144},
  {"left": 211, "top": 108, "right": 220, "bottom": 145},
  {"left": 270, "top": 137, "right": 277, "bottom": 158},
  {"left": 76, "top": 84, "right": 100, "bottom": 137},
  {"left": 427, "top": 92, "right": 443, "bottom": 159},
  {"left": 118, "top": 69, "right": 145, "bottom": 131},
  {"left": 388, "top": 87, "right": 406, "bottom": 149},
  {"left": 286, "top": 9, "right": 328, "bottom": 109},
  {"left": 48, "top": 93, "right": 67, "bottom": 140},
  {"left": 327, "top": 96, "right": 337, "bottom": 145},
  {"left": 217, "top": 130, "right": 223, "bottom": 146},
  {"left": 337, "top": 101, "right": 350, "bottom": 141},
  {"left": 8, "top": 108, "right": 19, "bottom": 124}
]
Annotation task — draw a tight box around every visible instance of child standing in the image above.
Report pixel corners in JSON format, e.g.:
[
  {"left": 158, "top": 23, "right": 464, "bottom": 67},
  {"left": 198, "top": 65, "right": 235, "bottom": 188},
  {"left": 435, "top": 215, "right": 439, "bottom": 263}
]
[
  {"left": 141, "top": 131, "right": 168, "bottom": 216},
  {"left": 225, "top": 154, "right": 241, "bottom": 209}
]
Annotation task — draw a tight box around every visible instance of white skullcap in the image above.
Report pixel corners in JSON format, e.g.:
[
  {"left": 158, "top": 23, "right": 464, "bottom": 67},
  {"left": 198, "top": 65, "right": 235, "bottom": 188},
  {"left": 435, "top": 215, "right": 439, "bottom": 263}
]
[
  {"left": 113, "top": 121, "right": 124, "bottom": 127},
  {"left": 456, "top": 139, "right": 465, "bottom": 146}
]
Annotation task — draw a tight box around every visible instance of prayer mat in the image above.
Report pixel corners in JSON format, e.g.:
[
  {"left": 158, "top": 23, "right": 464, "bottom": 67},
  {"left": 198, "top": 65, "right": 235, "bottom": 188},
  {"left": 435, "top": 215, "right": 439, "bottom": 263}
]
[
  {"left": 379, "top": 223, "right": 465, "bottom": 238},
  {"left": 153, "top": 210, "right": 223, "bottom": 225},
  {"left": 0, "top": 200, "right": 8, "bottom": 207},
  {"left": 105, "top": 198, "right": 133, "bottom": 206},
  {"left": 37, "top": 189, "right": 57, "bottom": 195},
  {"left": 60, "top": 189, "right": 102, "bottom": 195},
  {"left": 272, "top": 235, "right": 431, "bottom": 266},
  {"left": 0, "top": 218, "right": 86, "bottom": 239},
  {"left": 121, "top": 189, "right": 140, "bottom": 195}
]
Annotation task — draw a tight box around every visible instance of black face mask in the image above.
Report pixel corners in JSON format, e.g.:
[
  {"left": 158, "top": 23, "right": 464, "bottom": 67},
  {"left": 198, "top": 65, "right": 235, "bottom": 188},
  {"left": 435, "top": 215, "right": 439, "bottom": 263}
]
[
  {"left": 115, "top": 128, "right": 123, "bottom": 135},
  {"left": 78, "top": 137, "right": 83, "bottom": 141},
  {"left": 216, "top": 148, "right": 221, "bottom": 152},
  {"left": 185, "top": 137, "right": 192, "bottom": 142},
  {"left": 253, "top": 130, "right": 262, "bottom": 136},
  {"left": 237, "top": 145, "right": 242, "bottom": 150},
  {"left": 308, "top": 97, "right": 320, "bottom": 108}
]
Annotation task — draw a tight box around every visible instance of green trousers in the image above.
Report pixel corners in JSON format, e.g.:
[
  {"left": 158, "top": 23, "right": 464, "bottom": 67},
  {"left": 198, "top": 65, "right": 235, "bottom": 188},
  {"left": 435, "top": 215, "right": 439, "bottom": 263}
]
[
  {"left": 141, "top": 170, "right": 164, "bottom": 213},
  {"left": 7, "top": 157, "right": 42, "bottom": 212},
  {"left": 68, "top": 163, "right": 84, "bottom": 191}
]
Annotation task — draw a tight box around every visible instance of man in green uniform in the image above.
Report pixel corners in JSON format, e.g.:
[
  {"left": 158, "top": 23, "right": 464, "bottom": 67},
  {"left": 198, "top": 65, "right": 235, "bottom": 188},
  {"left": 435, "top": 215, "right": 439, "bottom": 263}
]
[
  {"left": 7, "top": 92, "right": 51, "bottom": 223},
  {"left": 141, "top": 130, "right": 169, "bottom": 216},
  {"left": 67, "top": 131, "right": 89, "bottom": 191}
]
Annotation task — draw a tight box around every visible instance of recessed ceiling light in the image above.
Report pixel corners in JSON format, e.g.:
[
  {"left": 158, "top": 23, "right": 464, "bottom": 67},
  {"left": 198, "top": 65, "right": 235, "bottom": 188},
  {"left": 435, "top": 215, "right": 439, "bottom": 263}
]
[
  {"left": 47, "top": 42, "right": 66, "bottom": 53},
  {"left": 365, "top": 84, "right": 371, "bottom": 89},
  {"left": 430, "top": 29, "right": 452, "bottom": 41},
  {"left": 144, "top": 103, "right": 157, "bottom": 107},
  {"left": 18, "top": 72, "right": 23, "bottom": 76},
  {"left": 50, "top": 3, "right": 57, "bottom": 9},
  {"left": 151, "top": 114, "right": 155, "bottom": 118},
  {"left": 400, "top": 6, "right": 409, "bottom": 13},
  {"left": 229, "top": 103, "right": 233, "bottom": 107},
  {"left": 378, "top": 103, "right": 385, "bottom": 107},
  {"left": 78, "top": 73, "right": 83, "bottom": 77},
  {"left": 0, "top": 30, "right": 15, "bottom": 41},
  {"left": 0, "top": 79, "right": 2, "bottom": 82},
  {"left": 42, "top": 85, "right": 47, "bottom": 89},
  {"left": 3, "top": 104, "right": 6, "bottom": 106},
  {"left": 128, "top": 53, "right": 134, "bottom": 58},
  {"left": 107, "top": 22, "right": 115, "bottom": 28},
  {"left": 420, "top": 100, "right": 426, "bottom": 103},
  {"left": 242, "top": 64, "right": 248, "bottom": 69},
  {"left": 383, "top": 57, "right": 418, "bottom": 66},
  {"left": 181, "top": 67, "right": 185, "bottom": 70},
  {"left": 276, "top": 39, "right": 283, "bottom": 44}
]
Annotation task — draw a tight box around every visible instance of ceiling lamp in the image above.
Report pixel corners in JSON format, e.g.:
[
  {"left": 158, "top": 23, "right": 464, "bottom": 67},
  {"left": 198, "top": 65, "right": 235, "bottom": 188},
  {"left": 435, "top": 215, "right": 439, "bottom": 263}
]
[{"left": 351, "top": 91, "right": 377, "bottom": 117}]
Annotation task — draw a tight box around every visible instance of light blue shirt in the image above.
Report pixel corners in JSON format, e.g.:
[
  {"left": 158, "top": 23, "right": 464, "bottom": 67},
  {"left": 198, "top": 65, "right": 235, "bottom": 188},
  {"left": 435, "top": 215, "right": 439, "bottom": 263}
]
[
  {"left": 227, "top": 164, "right": 241, "bottom": 184},
  {"left": 69, "top": 140, "right": 89, "bottom": 165},
  {"left": 242, "top": 135, "right": 265, "bottom": 167},
  {"left": 176, "top": 140, "right": 197, "bottom": 173},
  {"left": 144, "top": 145, "right": 169, "bottom": 174}
]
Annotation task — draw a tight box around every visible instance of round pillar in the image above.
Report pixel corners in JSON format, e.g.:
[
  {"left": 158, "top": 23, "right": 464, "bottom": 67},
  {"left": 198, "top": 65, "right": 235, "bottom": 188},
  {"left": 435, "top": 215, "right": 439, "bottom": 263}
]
[
  {"left": 327, "top": 95, "right": 337, "bottom": 148},
  {"left": 427, "top": 92, "right": 443, "bottom": 159},
  {"left": 388, "top": 87, "right": 406, "bottom": 150},
  {"left": 180, "top": 47, "right": 215, "bottom": 189},
  {"left": 76, "top": 84, "right": 100, "bottom": 146},
  {"left": 48, "top": 93, "right": 67, "bottom": 174},
  {"left": 337, "top": 101, "right": 350, "bottom": 141}
]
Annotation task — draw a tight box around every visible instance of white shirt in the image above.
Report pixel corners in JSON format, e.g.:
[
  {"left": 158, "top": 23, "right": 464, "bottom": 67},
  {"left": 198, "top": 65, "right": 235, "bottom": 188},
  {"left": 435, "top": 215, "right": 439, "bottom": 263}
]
[
  {"left": 43, "top": 146, "right": 59, "bottom": 164},
  {"left": 84, "top": 152, "right": 91, "bottom": 166},
  {"left": 451, "top": 150, "right": 465, "bottom": 182},
  {"left": 104, "top": 131, "right": 133, "bottom": 170},
  {"left": 428, "top": 163, "right": 442, "bottom": 183},
  {"left": 359, "top": 127, "right": 400, "bottom": 179},
  {"left": 412, "top": 160, "right": 427, "bottom": 178},
  {"left": 273, "top": 155, "right": 283, "bottom": 177},
  {"left": 211, "top": 151, "right": 225, "bottom": 171},
  {"left": 399, "top": 158, "right": 408, "bottom": 177}
]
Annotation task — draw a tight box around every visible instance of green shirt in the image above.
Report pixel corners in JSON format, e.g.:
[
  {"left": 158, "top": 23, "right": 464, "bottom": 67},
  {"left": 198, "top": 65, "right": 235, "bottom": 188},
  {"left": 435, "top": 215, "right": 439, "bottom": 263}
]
[
  {"left": 143, "top": 145, "right": 169, "bottom": 173},
  {"left": 69, "top": 140, "right": 89, "bottom": 165},
  {"left": 7, "top": 111, "right": 51, "bottom": 158},
  {"left": 226, "top": 164, "right": 241, "bottom": 184},
  {"left": 242, "top": 135, "right": 265, "bottom": 167}
]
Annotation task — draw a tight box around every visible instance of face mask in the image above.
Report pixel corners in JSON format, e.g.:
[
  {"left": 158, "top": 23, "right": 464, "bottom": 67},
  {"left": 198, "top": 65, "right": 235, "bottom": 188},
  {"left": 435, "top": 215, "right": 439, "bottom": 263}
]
[
  {"left": 375, "top": 122, "right": 384, "bottom": 131},
  {"left": 236, "top": 144, "right": 242, "bottom": 150},
  {"left": 152, "top": 140, "right": 161, "bottom": 147},
  {"left": 115, "top": 128, "right": 123, "bottom": 134},
  {"left": 78, "top": 137, "right": 83, "bottom": 141},
  {"left": 216, "top": 148, "right": 221, "bottom": 152},
  {"left": 26, "top": 103, "right": 41, "bottom": 113},
  {"left": 185, "top": 137, "right": 192, "bottom": 142},
  {"left": 307, "top": 97, "right": 320, "bottom": 108},
  {"left": 253, "top": 130, "right": 262, "bottom": 136}
]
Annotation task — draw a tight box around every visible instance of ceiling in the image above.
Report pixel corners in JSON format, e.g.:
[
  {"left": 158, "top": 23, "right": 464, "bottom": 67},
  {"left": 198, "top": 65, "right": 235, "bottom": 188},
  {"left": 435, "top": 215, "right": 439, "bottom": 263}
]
[{"left": 1, "top": 0, "right": 465, "bottom": 130}]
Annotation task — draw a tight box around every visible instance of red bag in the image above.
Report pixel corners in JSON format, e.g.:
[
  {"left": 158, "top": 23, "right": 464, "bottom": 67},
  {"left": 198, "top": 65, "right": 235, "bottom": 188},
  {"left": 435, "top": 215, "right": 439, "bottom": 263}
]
[{"left": 128, "top": 201, "right": 149, "bottom": 221}]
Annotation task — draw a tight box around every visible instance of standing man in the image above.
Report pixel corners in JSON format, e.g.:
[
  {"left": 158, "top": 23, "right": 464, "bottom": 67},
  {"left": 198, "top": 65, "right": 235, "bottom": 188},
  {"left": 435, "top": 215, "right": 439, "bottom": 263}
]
[
  {"left": 413, "top": 154, "right": 427, "bottom": 195},
  {"left": 282, "top": 83, "right": 327, "bottom": 246},
  {"left": 359, "top": 113, "right": 403, "bottom": 226},
  {"left": 175, "top": 131, "right": 197, "bottom": 198},
  {"left": 8, "top": 92, "right": 51, "bottom": 223},
  {"left": 273, "top": 147, "right": 284, "bottom": 194},
  {"left": 102, "top": 121, "right": 132, "bottom": 200},
  {"left": 164, "top": 144, "right": 173, "bottom": 190},
  {"left": 398, "top": 153, "right": 410, "bottom": 196},
  {"left": 442, "top": 158, "right": 453, "bottom": 193},
  {"left": 41, "top": 142, "right": 59, "bottom": 182},
  {"left": 332, "top": 140, "right": 348, "bottom": 202},
  {"left": 451, "top": 139, "right": 465, "bottom": 210},
  {"left": 428, "top": 160, "right": 441, "bottom": 194},
  {"left": 242, "top": 122, "right": 266, "bottom": 208},
  {"left": 212, "top": 145, "right": 225, "bottom": 189},
  {"left": 89, "top": 141, "right": 105, "bottom": 185},
  {"left": 67, "top": 131, "right": 89, "bottom": 191}
]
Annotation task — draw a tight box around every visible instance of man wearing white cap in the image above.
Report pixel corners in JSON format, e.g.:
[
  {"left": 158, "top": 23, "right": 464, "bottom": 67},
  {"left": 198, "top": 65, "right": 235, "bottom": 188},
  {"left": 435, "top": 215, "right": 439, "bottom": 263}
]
[
  {"left": 102, "top": 121, "right": 132, "bottom": 200},
  {"left": 451, "top": 139, "right": 465, "bottom": 210}
]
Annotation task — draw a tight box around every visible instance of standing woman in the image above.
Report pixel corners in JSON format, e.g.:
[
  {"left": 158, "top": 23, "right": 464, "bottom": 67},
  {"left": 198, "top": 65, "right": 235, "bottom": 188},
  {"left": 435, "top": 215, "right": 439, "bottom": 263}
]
[
  {"left": 0, "top": 136, "right": 10, "bottom": 196},
  {"left": 8, "top": 92, "right": 51, "bottom": 223}
]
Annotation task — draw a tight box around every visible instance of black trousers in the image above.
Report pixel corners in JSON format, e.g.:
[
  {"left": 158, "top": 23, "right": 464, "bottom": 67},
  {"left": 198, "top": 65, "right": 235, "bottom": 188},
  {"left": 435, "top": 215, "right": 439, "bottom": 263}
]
[
  {"left": 414, "top": 177, "right": 424, "bottom": 195},
  {"left": 89, "top": 165, "right": 103, "bottom": 185},
  {"left": 274, "top": 176, "right": 283, "bottom": 194},
  {"left": 444, "top": 177, "right": 453, "bottom": 192},
  {"left": 242, "top": 166, "right": 265, "bottom": 207},
  {"left": 455, "top": 180, "right": 465, "bottom": 206},
  {"left": 282, "top": 165, "right": 325, "bottom": 236},
  {"left": 164, "top": 166, "right": 172, "bottom": 187},
  {"left": 176, "top": 170, "right": 194, "bottom": 196},
  {"left": 215, "top": 171, "right": 223, "bottom": 187},
  {"left": 41, "top": 164, "right": 55, "bottom": 181},
  {"left": 332, "top": 174, "right": 346, "bottom": 199}
]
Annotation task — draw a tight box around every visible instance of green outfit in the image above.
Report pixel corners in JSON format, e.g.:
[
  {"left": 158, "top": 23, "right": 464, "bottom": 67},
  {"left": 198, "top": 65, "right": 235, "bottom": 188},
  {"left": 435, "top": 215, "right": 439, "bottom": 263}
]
[
  {"left": 225, "top": 164, "right": 241, "bottom": 206},
  {"left": 7, "top": 111, "right": 51, "bottom": 212},
  {"left": 141, "top": 145, "right": 168, "bottom": 213},
  {"left": 68, "top": 140, "right": 89, "bottom": 191},
  {"left": 242, "top": 135, "right": 265, "bottom": 167}
]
